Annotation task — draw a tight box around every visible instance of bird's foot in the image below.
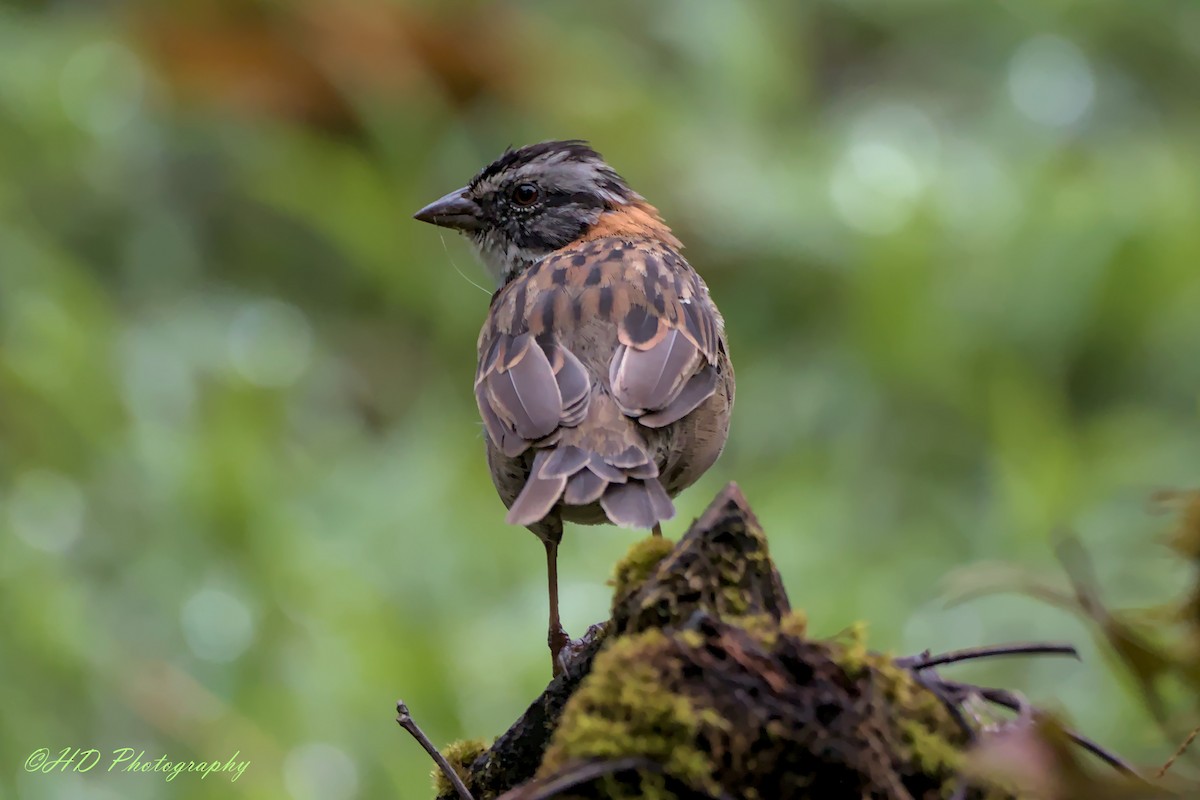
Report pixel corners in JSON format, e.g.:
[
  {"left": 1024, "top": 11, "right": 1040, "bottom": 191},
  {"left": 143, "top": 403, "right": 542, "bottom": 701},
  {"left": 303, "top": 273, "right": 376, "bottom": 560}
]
[
  {"left": 550, "top": 623, "right": 606, "bottom": 677},
  {"left": 548, "top": 624, "right": 572, "bottom": 677}
]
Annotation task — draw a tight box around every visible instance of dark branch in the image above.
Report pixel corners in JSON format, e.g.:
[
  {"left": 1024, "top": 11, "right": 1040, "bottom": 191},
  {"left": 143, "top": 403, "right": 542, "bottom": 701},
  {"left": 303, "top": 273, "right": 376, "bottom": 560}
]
[{"left": 897, "top": 642, "right": 1079, "bottom": 670}]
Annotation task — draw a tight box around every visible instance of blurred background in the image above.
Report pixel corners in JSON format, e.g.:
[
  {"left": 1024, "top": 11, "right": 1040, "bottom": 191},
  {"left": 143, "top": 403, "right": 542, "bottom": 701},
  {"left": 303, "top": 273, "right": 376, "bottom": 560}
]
[{"left": 2, "top": 0, "right": 1199, "bottom": 797}]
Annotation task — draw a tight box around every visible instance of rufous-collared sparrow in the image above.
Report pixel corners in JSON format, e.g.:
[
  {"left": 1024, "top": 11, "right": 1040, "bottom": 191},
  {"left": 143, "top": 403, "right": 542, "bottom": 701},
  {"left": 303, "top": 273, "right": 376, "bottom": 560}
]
[{"left": 415, "top": 140, "right": 734, "bottom": 673}]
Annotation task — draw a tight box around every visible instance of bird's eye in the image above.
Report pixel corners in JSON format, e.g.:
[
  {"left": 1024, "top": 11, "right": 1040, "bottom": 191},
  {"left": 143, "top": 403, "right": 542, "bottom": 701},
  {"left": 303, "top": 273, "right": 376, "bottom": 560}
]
[{"left": 512, "top": 183, "right": 539, "bottom": 206}]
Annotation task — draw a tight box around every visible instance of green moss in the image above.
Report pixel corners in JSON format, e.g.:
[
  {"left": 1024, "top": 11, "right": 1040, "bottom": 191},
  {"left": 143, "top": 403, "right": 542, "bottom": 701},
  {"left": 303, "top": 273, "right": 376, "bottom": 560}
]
[
  {"left": 624, "top": 770, "right": 670, "bottom": 799},
  {"left": 780, "top": 610, "right": 808, "bottom": 639},
  {"left": 872, "top": 659, "right": 964, "bottom": 792},
  {"left": 898, "top": 718, "right": 963, "bottom": 777},
  {"left": 825, "top": 622, "right": 973, "bottom": 796},
  {"left": 541, "top": 629, "right": 722, "bottom": 798},
  {"left": 610, "top": 536, "right": 675, "bottom": 603},
  {"left": 729, "top": 613, "right": 780, "bottom": 647},
  {"left": 734, "top": 610, "right": 809, "bottom": 649},
  {"left": 832, "top": 621, "right": 871, "bottom": 677},
  {"left": 721, "top": 585, "right": 750, "bottom": 614},
  {"left": 432, "top": 738, "right": 487, "bottom": 798},
  {"left": 538, "top": 606, "right": 993, "bottom": 798}
]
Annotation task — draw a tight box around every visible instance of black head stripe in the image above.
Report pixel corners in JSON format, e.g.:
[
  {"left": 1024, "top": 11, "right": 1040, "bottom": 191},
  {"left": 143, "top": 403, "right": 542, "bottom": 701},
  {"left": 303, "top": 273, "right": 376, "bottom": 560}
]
[{"left": 469, "top": 140, "right": 625, "bottom": 193}]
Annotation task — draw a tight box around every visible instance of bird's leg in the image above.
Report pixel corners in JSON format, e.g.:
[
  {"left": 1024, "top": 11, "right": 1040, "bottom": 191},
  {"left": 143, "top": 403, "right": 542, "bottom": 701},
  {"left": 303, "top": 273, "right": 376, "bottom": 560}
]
[
  {"left": 544, "top": 538, "right": 570, "bottom": 676},
  {"left": 652, "top": 523, "right": 663, "bottom": 538}
]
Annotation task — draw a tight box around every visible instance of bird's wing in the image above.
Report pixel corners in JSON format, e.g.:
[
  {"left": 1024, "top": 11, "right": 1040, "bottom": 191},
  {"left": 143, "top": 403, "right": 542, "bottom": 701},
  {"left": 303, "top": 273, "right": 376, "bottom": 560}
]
[
  {"left": 475, "top": 237, "right": 725, "bottom": 527},
  {"left": 598, "top": 241, "right": 725, "bottom": 429}
]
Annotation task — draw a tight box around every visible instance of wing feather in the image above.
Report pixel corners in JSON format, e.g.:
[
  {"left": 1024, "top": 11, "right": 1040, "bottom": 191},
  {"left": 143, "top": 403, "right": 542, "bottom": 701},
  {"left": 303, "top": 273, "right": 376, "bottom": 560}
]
[
  {"left": 639, "top": 364, "right": 718, "bottom": 429},
  {"left": 484, "top": 333, "right": 561, "bottom": 441},
  {"left": 610, "top": 329, "right": 702, "bottom": 415},
  {"left": 475, "top": 236, "right": 726, "bottom": 532}
]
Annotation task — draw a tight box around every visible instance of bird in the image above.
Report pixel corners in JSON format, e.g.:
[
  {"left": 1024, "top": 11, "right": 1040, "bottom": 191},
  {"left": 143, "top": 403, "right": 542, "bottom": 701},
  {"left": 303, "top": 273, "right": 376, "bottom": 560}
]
[{"left": 414, "top": 140, "right": 734, "bottom": 674}]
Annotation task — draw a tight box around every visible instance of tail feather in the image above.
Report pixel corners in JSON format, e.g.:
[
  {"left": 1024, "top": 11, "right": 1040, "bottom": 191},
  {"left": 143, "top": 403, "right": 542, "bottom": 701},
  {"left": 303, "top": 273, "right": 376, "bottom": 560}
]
[
  {"left": 600, "top": 480, "right": 676, "bottom": 530},
  {"left": 609, "top": 444, "right": 651, "bottom": 469},
  {"left": 506, "top": 392, "right": 675, "bottom": 531},
  {"left": 508, "top": 443, "right": 676, "bottom": 530},
  {"left": 539, "top": 445, "right": 590, "bottom": 478},
  {"left": 642, "top": 477, "right": 676, "bottom": 521},
  {"left": 625, "top": 461, "right": 659, "bottom": 480},
  {"left": 584, "top": 455, "right": 627, "bottom": 484},
  {"left": 563, "top": 468, "right": 608, "bottom": 505},
  {"left": 506, "top": 451, "right": 567, "bottom": 526}
]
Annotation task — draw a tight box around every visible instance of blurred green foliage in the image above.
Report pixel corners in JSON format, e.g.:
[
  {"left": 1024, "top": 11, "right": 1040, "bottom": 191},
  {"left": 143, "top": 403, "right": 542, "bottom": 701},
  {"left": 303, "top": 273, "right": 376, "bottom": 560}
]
[{"left": 1, "top": 0, "right": 1198, "bottom": 797}]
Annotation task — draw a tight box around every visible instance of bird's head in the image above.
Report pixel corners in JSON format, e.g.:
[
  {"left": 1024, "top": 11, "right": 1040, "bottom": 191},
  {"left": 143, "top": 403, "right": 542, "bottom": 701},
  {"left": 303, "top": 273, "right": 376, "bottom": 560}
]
[{"left": 414, "top": 140, "right": 675, "bottom": 286}]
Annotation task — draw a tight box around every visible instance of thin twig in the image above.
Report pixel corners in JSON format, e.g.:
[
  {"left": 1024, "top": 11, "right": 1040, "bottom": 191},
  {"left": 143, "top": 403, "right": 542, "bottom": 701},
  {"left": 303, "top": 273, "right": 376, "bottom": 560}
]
[
  {"left": 913, "top": 670, "right": 976, "bottom": 742},
  {"left": 1064, "top": 728, "right": 1141, "bottom": 777},
  {"left": 396, "top": 700, "right": 475, "bottom": 800},
  {"left": 937, "top": 680, "right": 1142, "bottom": 777},
  {"left": 1157, "top": 725, "right": 1200, "bottom": 779},
  {"left": 978, "top": 687, "right": 1034, "bottom": 725},
  {"left": 898, "top": 642, "right": 1078, "bottom": 670}
]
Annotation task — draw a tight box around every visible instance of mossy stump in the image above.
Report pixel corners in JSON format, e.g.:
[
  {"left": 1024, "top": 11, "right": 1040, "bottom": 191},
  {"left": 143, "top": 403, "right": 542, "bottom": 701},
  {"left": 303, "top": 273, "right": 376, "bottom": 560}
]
[{"left": 434, "top": 483, "right": 1003, "bottom": 800}]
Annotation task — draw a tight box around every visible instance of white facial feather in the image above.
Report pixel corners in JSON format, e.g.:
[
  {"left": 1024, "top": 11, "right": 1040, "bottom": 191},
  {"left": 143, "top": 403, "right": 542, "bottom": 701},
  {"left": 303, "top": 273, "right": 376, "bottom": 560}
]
[{"left": 472, "top": 230, "right": 537, "bottom": 287}]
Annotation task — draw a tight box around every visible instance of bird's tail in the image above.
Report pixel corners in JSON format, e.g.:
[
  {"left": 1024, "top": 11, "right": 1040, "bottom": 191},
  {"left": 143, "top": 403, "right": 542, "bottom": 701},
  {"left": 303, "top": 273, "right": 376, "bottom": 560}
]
[{"left": 505, "top": 410, "right": 675, "bottom": 531}]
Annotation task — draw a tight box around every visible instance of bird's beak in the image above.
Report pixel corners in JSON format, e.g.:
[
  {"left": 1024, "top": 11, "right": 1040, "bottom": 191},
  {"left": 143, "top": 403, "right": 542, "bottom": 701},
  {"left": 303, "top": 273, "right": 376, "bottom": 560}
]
[{"left": 413, "top": 187, "right": 482, "bottom": 232}]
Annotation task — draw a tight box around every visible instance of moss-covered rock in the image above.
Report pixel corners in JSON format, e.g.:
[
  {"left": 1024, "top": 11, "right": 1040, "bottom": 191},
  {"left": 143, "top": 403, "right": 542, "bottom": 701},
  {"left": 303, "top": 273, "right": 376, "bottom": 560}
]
[
  {"left": 831, "top": 641, "right": 965, "bottom": 792},
  {"left": 610, "top": 494, "right": 790, "bottom": 637},
  {"left": 609, "top": 536, "right": 675, "bottom": 619},
  {"left": 539, "top": 611, "right": 980, "bottom": 799},
  {"left": 432, "top": 738, "right": 489, "bottom": 797},
  {"left": 539, "top": 629, "right": 725, "bottom": 799},
  {"left": 433, "top": 485, "right": 1029, "bottom": 799}
]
